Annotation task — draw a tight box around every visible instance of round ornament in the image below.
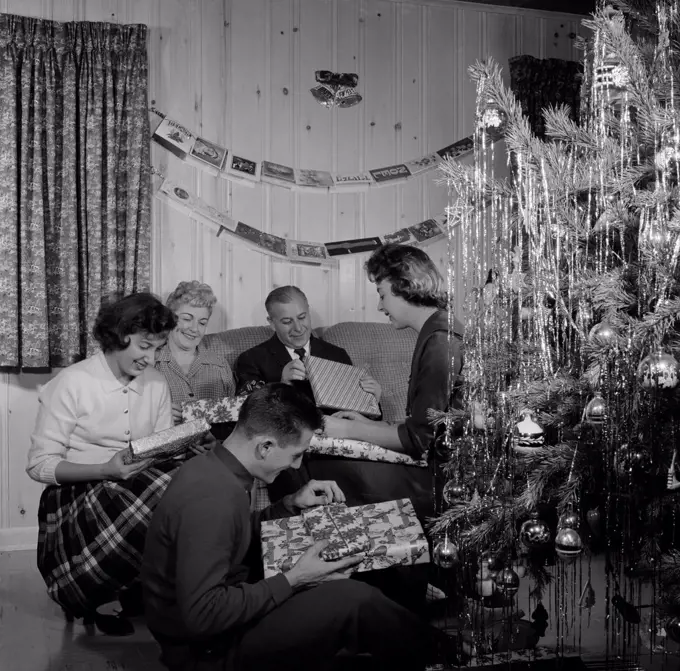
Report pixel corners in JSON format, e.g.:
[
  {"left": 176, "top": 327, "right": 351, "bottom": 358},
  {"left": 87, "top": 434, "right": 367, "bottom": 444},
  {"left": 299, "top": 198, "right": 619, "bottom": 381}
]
[
  {"left": 443, "top": 481, "right": 467, "bottom": 505},
  {"left": 555, "top": 527, "right": 583, "bottom": 561},
  {"left": 479, "top": 100, "right": 507, "bottom": 134},
  {"left": 513, "top": 409, "right": 545, "bottom": 454},
  {"left": 586, "top": 507, "right": 601, "bottom": 536},
  {"left": 520, "top": 512, "right": 552, "bottom": 549},
  {"left": 433, "top": 536, "right": 458, "bottom": 569},
  {"left": 588, "top": 322, "right": 618, "bottom": 349},
  {"left": 494, "top": 567, "right": 521, "bottom": 595},
  {"left": 584, "top": 394, "right": 607, "bottom": 424},
  {"left": 558, "top": 510, "right": 580, "bottom": 531},
  {"left": 638, "top": 350, "right": 679, "bottom": 389},
  {"left": 666, "top": 617, "right": 680, "bottom": 644}
]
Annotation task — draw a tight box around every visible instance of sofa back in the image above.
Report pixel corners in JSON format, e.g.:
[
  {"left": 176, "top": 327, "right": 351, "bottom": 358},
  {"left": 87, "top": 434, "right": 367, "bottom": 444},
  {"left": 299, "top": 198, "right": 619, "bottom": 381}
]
[{"left": 211, "top": 322, "right": 416, "bottom": 423}]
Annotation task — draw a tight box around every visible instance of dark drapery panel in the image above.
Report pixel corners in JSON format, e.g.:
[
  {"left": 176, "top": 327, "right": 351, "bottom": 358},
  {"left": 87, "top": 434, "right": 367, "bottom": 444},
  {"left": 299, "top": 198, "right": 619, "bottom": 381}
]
[
  {"left": 509, "top": 55, "right": 583, "bottom": 137},
  {"left": 0, "top": 13, "right": 151, "bottom": 369}
]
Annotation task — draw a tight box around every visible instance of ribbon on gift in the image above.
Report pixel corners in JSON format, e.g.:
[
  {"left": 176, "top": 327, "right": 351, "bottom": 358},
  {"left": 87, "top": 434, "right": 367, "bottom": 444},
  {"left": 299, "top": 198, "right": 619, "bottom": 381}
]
[
  {"left": 302, "top": 503, "right": 371, "bottom": 560},
  {"left": 309, "top": 435, "right": 427, "bottom": 468}
]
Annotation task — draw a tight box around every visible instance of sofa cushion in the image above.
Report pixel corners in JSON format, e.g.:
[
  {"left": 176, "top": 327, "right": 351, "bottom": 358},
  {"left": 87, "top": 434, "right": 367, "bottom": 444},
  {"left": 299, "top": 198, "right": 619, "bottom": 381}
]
[{"left": 322, "top": 322, "right": 416, "bottom": 423}]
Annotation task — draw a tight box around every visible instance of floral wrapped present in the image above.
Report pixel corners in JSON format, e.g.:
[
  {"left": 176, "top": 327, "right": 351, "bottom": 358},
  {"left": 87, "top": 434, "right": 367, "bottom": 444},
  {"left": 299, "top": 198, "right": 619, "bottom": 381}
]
[
  {"left": 261, "top": 498, "right": 429, "bottom": 578},
  {"left": 302, "top": 504, "right": 371, "bottom": 560},
  {"left": 309, "top": 435, "right": 427, "bottom": 468},
  {"left": 181, "top": 395, "right": 245, "bottom": 424},
  {"left": 123, "top": 419, "right": 210, "bottom": 464}
]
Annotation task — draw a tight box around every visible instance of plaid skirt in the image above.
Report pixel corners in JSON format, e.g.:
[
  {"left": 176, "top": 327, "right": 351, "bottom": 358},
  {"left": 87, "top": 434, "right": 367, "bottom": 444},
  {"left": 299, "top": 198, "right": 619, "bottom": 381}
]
[{"left": 37, "top": 459, "right": 181, "bottom": 616}]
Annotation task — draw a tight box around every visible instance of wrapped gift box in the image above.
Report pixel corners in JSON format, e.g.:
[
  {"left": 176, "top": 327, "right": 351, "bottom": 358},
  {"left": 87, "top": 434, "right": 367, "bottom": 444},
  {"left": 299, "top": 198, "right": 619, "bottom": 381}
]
[
  {"left": 123, "top": 419, "right": 210, "bottom": 464},
  {"left": 306, "top": 356, "right": 380, "bottom": 418},
  {"left": 181, "top": 395, "right": 245, "bottom": 423},
  {"left": 309, "top": 435, "right": 427, "bottom": 468},
  {"left": 261, "top": 498, "right": 429, "bottom": 578},
  {"left": 302, "top": 504, "right": 370, "bottom": 560}
]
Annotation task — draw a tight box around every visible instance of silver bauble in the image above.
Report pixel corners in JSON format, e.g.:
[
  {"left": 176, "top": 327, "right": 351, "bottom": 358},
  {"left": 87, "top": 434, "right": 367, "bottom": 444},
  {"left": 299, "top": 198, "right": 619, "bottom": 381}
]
[
  {"left": 513, "top": 408, "right": 545, "bottom": 454},
  {"left": 442, "top": 481, "right": 467, "bottom": 505},
  {"left": 433, "top": 537, "right": 458, "bottom": 569},
  {"left": 519, "top": 512, "right": 552, "bottom": 549},
  {"left": 558, "top": 511, "right": 580, "bottom": 531},
  {"left": 584, "top": 394, "right": 607, "bottom": 424},
  {"left": 555, "top": 527, "right": 584, "bottom": 561},
  {"left": 638, "top": 350, "right": 679, "bottom": 389},
  {"left": 588, "top": 322, "right": 618, "bottom": 348},
  {"left": 494, "top": 567, "right": 521, "bottom": 595}
]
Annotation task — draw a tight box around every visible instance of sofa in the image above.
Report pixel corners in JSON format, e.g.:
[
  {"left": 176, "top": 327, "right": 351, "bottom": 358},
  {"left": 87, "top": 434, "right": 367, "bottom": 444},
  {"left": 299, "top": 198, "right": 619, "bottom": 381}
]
[
  {"left": 211, "top": 321, "right": 418, "bottom": 423},
  {"left": 210, "top": 321, "right": 433, "bottom": 520}
]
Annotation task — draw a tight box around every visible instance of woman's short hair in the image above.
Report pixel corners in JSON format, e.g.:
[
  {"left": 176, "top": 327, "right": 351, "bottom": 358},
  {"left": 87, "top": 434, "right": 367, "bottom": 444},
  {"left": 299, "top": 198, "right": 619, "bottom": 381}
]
[
  {"left": 93, "top": 292, "right": 177, "bottom": 352},
  {"left": 365, "top": 244, "right": 447, "bottom": 309},
  {"left": 238, "top": 383, "right": 323, "bottom": 445},
  {"left": 166, "top": 281, "right": 217, "bottom": 314}
]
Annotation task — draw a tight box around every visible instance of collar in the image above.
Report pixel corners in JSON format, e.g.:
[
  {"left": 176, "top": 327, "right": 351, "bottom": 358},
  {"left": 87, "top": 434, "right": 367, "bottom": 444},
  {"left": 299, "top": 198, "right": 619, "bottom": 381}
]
[
  {"left": 155, "top": 338, "right": 225, "bottom": 367},
  {"left": 212, "top": 445, "right": 255, "bottom": 493},
  {"left": 419, "top": 309, "right": 463, "bottom": 341},
  {"left": 284, "top": 339, "right": 311, "bottom": 360},
  {"left": 96, "top": 351, "right": 145, "bottom": 395}
]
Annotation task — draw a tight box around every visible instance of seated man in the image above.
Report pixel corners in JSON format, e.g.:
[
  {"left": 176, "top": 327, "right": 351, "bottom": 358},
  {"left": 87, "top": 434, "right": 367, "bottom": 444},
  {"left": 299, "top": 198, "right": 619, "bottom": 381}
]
[
  {"left": 142, "top": 384, "right": 442, "bottom": 671},
  {"left": 235, "top": 285, "right": 381, "bottom": 500}
]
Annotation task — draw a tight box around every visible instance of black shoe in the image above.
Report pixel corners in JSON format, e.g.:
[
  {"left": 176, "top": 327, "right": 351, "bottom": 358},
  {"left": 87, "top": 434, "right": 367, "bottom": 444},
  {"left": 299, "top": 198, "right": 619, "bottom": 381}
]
[
  {"left": 93, "top": 612, "right": 135, "bottom": 636},
  {"left": 119, "top": 582, "right": 145, "bottom": 618}
]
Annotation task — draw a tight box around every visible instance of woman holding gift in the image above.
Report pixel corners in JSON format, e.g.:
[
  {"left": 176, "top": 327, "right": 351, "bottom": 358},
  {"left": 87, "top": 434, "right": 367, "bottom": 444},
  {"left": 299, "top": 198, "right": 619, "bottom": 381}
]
[
  {"left": 155, "top": 280, "right": 236, "bottom": 435},
  {"left": 27, "top": 292, "right": 180, "bottom": 636},
  {"left": 320, "top": 244, "right": 464, "bottom": 518}
]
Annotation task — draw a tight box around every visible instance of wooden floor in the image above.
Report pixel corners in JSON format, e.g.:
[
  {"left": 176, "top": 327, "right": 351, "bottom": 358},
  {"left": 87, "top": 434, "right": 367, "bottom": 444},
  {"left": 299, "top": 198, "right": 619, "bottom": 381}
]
[{"left": 0, "top": 549, "right": 678, "bottom": 671}]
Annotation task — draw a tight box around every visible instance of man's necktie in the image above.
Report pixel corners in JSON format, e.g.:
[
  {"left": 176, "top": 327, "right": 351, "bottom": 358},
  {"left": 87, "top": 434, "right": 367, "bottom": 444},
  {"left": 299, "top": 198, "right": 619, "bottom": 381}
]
[{"left": 294, "top": 348, "right": 306, "bottom": 361}]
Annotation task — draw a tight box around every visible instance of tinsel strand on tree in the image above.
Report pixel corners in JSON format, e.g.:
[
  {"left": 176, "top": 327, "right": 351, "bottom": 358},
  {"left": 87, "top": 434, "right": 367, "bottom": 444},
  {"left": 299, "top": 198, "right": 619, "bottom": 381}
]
[{"left": 432, "top": 0, "right": 680, "bottom": 643}]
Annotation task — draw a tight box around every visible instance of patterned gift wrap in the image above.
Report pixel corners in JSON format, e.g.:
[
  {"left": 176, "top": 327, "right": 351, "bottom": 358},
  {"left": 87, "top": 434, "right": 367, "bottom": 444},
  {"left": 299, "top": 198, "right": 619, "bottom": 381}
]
[
  {"left": 306, "top": 356, "right": 381, "bottom": 418},
  {"left": 123, "top": 419, "right": 210, "bottom": 464},
  {"left": 309, "top": 435, "right": 427, "bottom": 468},
  {"left": 302, "top": 504, "right": 371, "bottom": 560},
  {"left": 261, "top": 498, "right": 429, "bottom": 578},
  {"left": 181, "top": 395, "right": 245, "bottom": 423}
]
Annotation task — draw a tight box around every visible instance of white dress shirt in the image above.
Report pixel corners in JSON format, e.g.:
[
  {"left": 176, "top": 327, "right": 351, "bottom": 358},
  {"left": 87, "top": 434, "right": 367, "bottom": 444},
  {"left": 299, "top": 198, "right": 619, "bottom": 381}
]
[
  {"left": 284, "top": 341, "right": 311, "bottom": 361},
  {"left": 27, "top": 351, "right": 173, "bottom": 485}
]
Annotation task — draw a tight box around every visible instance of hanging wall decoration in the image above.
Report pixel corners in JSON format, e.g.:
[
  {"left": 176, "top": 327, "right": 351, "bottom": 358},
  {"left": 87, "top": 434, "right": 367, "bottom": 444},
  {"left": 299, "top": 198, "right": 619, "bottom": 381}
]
[
  {"left": 310, "top": 70, "right": 362, "bottom": 109},
  {"left": 150, "top": 109, "right": 483, "bottom": 192},
  {"left": 154, "top": 174, "right": 448, "bottom": 268}
]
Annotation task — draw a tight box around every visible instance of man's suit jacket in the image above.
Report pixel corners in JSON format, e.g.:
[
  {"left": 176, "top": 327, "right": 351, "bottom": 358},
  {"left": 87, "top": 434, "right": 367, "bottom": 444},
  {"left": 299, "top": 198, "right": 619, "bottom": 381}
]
[{"left": 234, "top": 333, "right": 352, "bottom": 399}]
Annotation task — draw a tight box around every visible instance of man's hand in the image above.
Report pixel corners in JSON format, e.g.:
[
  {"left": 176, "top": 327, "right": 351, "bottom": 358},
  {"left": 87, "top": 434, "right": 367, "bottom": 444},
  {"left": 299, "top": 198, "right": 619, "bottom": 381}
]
[
  {"left": 289, "top": 479, "right": 346, "bottom": 510},
  {"left": 285, "top": 541, "right": 364, "bottom": 591},
  {"left": 322, "top": 415, "right": 352, "bottom": 438},
  {"left": 359, "top": 374, "right": 382, "bottom": 403},
  {"left": 281, "top": 359, "right": 307, "bottom": 383},
  {"left": 189, "top": 431, "right": 219, "bottom": 455}
]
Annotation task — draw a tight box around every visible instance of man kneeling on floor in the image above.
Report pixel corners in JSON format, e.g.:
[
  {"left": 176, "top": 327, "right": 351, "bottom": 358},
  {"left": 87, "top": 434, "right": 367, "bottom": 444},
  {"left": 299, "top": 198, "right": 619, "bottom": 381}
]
[{"left": 142, "top": 383, "right": 445, "bottom": 671}]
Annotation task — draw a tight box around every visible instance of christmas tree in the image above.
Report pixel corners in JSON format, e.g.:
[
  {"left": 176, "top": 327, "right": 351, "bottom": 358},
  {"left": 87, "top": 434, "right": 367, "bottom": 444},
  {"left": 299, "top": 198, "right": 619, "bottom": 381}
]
[{"left": 433, "top": 0, "right": 680, "bottom": 658}]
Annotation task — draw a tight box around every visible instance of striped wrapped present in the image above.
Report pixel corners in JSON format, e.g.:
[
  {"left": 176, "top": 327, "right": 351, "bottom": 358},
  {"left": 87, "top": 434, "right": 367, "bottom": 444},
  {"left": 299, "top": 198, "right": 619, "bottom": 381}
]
[{"left": 306, "top": 355, "right": 380, "bottom": 418}]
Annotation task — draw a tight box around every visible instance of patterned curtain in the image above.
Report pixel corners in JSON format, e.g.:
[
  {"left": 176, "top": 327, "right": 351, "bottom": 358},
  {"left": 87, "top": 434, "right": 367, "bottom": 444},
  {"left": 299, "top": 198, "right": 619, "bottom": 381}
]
[
  {"left": 0, "top": 14, "right": 151, "bottom": 369},
  {"left": 509, "top": 55, "right": 583, "bottom": 137}
]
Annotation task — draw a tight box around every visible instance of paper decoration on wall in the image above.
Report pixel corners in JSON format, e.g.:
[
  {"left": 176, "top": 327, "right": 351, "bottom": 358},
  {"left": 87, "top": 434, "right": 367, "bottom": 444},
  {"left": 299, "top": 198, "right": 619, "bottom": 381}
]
[
  {"left": 154, "top": 175, "right": 448, "bottom": 268},
  {"left": 150, "top": 108, "right": 490, "bottom": 193},
  {"left": 310, "top": 70, "right": 362, "bottom": 109}
]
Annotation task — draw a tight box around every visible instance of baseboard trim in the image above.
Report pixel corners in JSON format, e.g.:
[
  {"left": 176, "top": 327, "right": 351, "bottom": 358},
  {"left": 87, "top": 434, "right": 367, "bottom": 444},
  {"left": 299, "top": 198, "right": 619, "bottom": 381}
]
[{"left": 0, "top": 526, "right": 38, "bottom": 551}]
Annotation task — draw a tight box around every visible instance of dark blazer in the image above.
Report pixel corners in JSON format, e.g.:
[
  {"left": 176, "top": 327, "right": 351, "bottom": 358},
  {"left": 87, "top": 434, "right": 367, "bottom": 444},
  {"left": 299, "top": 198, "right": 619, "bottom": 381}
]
[
  {"left": 234, "top": 333, "right": 352, "bottom": 399},
  {"left": 235, "top": 333, "right": 353, "bottom": 502}
]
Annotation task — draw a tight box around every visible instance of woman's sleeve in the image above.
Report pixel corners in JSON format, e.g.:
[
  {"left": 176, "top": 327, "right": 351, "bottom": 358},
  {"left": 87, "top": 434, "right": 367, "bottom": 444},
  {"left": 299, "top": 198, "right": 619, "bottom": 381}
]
[
  {"left": 154, "top": 377, "right": 174, "bottom": 432},
  {"left": 397, "top": 331, "right": 462, "bottom": 459},
  {"left": 27, "top": 374, "right": 78, "bottom": 485}
]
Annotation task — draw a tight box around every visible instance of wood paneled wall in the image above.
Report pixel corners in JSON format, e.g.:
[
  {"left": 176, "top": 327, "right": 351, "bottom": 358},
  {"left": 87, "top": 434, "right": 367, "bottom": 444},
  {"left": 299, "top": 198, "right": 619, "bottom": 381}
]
[{"left": 0, "top": 0, "right": 584, "bottom": 548}]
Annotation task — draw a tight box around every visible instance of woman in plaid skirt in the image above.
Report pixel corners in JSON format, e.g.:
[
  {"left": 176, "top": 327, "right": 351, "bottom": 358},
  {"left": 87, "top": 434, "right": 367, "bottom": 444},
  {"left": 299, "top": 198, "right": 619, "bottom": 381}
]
[{"left": 26, "top": 293, "right": 183, "bottom": 636}]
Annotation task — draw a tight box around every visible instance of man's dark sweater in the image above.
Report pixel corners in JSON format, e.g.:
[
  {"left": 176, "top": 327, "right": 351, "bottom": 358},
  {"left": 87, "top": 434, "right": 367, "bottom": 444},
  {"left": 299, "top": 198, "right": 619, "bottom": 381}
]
[{"left": 141, "top": 447, "right": 292, "bottom": 640}]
